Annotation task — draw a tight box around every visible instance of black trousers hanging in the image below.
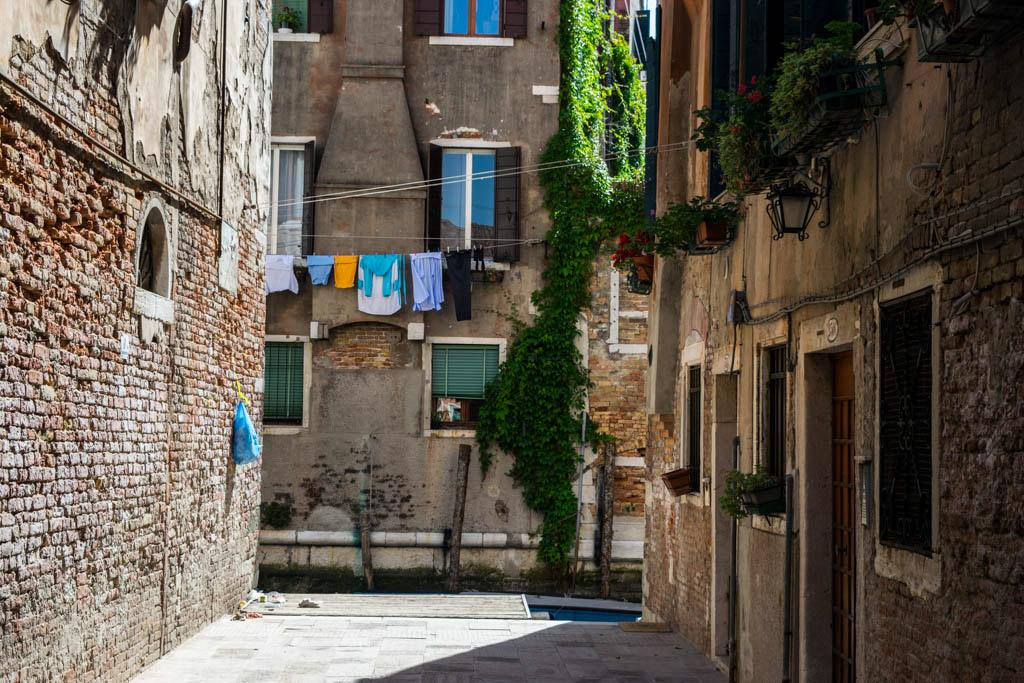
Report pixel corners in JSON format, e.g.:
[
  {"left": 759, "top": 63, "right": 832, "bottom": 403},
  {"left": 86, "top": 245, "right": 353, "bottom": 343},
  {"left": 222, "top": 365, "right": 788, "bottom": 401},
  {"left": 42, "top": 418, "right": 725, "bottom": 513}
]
[{"left": 445, "top": 250, "right": 472, "bottom": 321}]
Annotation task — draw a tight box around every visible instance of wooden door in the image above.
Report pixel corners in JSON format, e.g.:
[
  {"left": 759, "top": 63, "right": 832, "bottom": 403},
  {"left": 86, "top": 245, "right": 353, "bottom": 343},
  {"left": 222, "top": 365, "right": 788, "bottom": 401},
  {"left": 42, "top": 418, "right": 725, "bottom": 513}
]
[{"left": 831, "top": 352, "right": 856, "bottom": 682}]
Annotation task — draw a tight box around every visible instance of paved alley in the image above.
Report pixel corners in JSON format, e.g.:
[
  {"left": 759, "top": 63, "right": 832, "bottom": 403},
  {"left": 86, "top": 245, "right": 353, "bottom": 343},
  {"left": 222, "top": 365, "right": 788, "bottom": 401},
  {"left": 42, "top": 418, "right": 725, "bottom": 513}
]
[{"left": 132, "top": 614, "right": 725, "bottom": 683}]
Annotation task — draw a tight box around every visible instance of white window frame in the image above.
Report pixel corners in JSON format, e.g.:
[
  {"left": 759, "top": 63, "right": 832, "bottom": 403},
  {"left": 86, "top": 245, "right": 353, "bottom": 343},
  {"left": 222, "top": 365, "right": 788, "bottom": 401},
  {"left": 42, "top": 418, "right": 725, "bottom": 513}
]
[
  {"left": 438, "top": 147, "right": 497, "bottom": 251},
  {"left": 269, "top": 137, "right": 314, "bottom": 255},
  {"left": 422, "top": 336, "right": 507, "bottom": 437},
  {"left": 679, "top": 341, "right": 706, "bottom": 505},
  {"left": 263, "top": 334, "right": 312, "bottom": 435}
]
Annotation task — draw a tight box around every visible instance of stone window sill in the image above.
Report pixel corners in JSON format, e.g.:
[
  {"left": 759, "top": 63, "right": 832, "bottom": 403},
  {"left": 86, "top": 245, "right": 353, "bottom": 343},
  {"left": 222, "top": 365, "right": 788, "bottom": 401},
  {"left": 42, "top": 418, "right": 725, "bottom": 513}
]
[
  {"left": 273, "top": 32, "right": 321, "bottom": 43},
  {"left": 133, "top": 287, "right": 174, "bottom": 323},
  {"left": 265, "top": 425, "right": 304, "bottom": 435},
  {"left": 428, "top": 36, "right": 514, "bottom": 47},
  {"left": 426, "top": 428, "right": 477, "bottom": 438}
]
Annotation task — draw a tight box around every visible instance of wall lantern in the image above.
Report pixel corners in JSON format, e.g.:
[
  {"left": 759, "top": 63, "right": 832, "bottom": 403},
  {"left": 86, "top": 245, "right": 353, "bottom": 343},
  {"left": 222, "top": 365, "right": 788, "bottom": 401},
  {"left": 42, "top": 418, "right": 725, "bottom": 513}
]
[{"left": 765, "top": 159, "right": 832, "bottom": 241}]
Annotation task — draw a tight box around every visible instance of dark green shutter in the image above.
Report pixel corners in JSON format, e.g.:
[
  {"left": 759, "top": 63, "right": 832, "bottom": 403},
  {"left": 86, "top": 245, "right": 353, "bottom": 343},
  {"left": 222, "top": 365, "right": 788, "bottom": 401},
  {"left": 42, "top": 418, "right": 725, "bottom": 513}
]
[
  {"left": 265, "top": 342, "right": 304, "bottom": 421},
  {"left": 431, "top": 345, "right": 499, "bottom": 399}
]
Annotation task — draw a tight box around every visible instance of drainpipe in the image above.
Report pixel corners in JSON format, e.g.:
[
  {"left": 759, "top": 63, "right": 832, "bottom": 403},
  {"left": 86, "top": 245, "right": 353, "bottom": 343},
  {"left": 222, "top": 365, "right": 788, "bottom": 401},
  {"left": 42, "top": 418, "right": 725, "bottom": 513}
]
[
  {"left": 728, "top": 436, "right": 739, "bottom": 683},
  {"left": 782, "top": 473, "right": 795, "bottom": 683}
]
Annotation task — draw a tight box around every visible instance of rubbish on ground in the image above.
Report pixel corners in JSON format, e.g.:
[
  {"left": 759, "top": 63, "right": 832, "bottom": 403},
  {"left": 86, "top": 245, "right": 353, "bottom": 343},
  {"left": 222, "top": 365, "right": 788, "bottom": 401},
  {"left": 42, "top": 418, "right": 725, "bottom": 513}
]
[{"left": 298, "top": 599, "right": 321, "bottom": 608}]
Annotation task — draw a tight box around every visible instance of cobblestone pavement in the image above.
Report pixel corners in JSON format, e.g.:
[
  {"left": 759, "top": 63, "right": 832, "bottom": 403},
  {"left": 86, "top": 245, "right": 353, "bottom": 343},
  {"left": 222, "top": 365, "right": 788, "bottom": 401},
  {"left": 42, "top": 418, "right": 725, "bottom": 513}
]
[{"left": 133, "top": 614, "right": 725, "bottom": 682}]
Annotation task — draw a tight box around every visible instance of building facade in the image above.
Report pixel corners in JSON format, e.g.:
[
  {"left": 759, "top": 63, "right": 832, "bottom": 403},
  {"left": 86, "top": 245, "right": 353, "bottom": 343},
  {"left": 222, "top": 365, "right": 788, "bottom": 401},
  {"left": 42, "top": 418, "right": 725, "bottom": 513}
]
[
  {"left": 643, "top": 1, "right": 1024, "bottom": 681},
  {"left": 0, "top": 1, "right": 271, "bottom": 681},
  {"left": 258, "top": 0, "right": 649, "bottom": 594}
]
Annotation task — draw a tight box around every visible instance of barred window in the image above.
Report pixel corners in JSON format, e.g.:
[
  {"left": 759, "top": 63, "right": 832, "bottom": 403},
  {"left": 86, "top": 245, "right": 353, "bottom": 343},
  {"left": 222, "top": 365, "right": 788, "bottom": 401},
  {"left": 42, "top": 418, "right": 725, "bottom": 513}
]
[
  {"left": 686, "top": 365, "right": 702, "bottom": 492},
  {"left": 765, "top": 345, "right": 787, "bottom": 477},
  {"left": 879, "top": 290, "right": 933, "bottom": 555}
]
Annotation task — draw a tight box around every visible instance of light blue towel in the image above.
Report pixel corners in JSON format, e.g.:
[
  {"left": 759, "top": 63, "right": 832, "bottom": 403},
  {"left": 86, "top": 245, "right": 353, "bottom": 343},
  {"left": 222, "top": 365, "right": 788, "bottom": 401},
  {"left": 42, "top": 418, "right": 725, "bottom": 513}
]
[
  {"left": 358, "top": 254, "right": 404, "bottom": 303},
  {"left": 410, "top": 252, "right": 444, "bottom": 312},
  {"left": 306, "top": 255, "right": 334, "bottom": 285}
]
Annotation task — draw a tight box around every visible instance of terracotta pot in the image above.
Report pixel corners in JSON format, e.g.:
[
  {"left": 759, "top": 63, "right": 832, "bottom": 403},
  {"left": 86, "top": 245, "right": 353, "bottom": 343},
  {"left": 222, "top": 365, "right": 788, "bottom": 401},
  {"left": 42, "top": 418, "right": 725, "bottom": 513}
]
[
  {"left": 661, "top": 467, "right": 695, "bottom": 496},
  {"left": 696, "top": 221, "right": 732, "bottom": 246},
  {"left": 630, "top": 253, "right": 654, "bottom": 282}
]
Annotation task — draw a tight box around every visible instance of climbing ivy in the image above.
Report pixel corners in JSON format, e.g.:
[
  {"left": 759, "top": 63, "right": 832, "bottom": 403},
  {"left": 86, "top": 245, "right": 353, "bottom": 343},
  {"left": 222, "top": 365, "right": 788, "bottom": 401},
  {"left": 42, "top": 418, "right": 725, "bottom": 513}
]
[{"left": 476, "top": 2, "right": 645, "bottom": 567}]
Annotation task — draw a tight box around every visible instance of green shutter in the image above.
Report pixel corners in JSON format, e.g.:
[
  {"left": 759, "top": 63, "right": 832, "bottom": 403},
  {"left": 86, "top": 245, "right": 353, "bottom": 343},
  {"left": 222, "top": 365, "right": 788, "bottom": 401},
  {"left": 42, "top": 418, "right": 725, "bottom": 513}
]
[
  {"left": 272, "top": 0, "right": 309, "bottom": 31},
  {"left": 265, "top": 342, "right": 304, "bottom": 421},
  {"left": 431, "top": 344, "right": 499, "bottom": 399}
]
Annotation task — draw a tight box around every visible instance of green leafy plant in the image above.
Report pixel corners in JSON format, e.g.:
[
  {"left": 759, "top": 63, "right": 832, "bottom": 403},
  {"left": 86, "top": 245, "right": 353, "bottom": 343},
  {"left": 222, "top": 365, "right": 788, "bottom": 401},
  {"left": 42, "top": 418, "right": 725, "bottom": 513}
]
[
  {"left": 275, "top": 6, "right": 302, "bottom": 31},
  {"left": 768, "top": 21, "right": 861, "bottom": 144},
  {"left": 719, "top": 468, "right": 780, "bottom": 520},
  {"left": 604, "top": 33, "right": 646, "bottom": 179},
  {"left": 693, "top": 76, "right": 773, "bottom": 196},
  {"left": 475, "top": 4, "right": 645, "bottom": 568},
  {"left": 615, "top": 196, "right": 740, "bottom": 258},
  {"left": 877, "top": 0, "right": 950, "bottom": 25}
]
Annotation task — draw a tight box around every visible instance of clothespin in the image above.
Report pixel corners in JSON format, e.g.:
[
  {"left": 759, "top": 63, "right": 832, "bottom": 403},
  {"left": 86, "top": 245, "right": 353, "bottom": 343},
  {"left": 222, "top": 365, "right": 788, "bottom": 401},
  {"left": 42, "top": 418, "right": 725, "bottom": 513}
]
[{"left": 235, "top": 380, "right": 250, "bottom": 408}]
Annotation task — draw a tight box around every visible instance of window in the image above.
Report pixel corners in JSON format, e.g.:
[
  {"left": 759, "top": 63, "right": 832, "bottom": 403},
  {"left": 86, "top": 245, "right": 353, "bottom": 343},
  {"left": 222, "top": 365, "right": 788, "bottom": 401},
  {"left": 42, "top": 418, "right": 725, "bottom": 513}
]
[
  {"left": 427, "top": 144, "right": 521, "bottom": 262},
  {"left": 414, "top": 0, "right": 526, "bottom": 39},
  {"left": 686, "top": 365, "right": 702, "bottom": 492},
  {"left": 271, "top": 0, "right": 334, "bottom": 33},
  {"left": 879, "top": 290, "right": 933, "bottom": 555},
  {"left": 265, "top": 342, "right": 305, "bottom": 423},
  {"left": 270, "top": 141, "right": 314, "bottom": 255},
  {"left": 430, "top": 344, "right": 499, "bottom": 429},
  {"left": 136, "top": 203, "right": 170, "bottom": 298},
  {"left": 765, "top": 345, "right": 787, "bottom": 478},
  {"left": 444, "top": 0, "right": 501, "bottom": 36}
]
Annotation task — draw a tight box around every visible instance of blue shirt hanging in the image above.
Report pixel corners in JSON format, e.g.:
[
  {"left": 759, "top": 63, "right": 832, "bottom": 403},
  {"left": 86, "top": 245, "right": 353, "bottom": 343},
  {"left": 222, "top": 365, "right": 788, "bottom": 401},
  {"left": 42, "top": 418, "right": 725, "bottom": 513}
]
[{"left": 306, "top": 255, "right": 335, "bottom": 286}]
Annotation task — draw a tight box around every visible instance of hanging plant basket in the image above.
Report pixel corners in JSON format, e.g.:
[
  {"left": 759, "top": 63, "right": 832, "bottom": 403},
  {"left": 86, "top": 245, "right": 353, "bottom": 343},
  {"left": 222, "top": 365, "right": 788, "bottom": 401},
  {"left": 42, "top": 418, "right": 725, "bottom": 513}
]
[
  {"left": 917, "top": 0, "right": 1024, "bottom": 62},
  {"left": 630, "top": 253, "right": 654, "bottom": 281},
  {"left": 772, "top": 50, "right": 895, "bottom": 158},
  {"left": 739, "top": 478, "right": 786, "bottom": 516},
  {"left": 661, "top": 467, "right": 697, "bottom": 496},
  {"left": 625, "top": 264, "right": 653, "bottom": 295}
]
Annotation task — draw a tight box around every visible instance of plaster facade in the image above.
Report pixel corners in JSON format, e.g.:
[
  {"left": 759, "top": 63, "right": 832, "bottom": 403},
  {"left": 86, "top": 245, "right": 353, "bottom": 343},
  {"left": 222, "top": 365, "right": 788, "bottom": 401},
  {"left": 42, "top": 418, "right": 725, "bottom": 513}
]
[
  {"left": 0, "top": 1, "right": 271, "bottom": 681},
  {"left": 643, "top": 2, "right": 1024, "bottom": 681}
]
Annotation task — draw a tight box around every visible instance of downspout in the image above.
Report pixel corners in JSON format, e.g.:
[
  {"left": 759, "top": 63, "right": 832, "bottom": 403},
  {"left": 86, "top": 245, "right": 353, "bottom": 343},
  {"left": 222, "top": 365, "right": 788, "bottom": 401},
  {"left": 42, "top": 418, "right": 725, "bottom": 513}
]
[
  {"left": 728, "top": 435, "right": 739, "bottom": 683},
  {"left": 782, "top": 473, "right": 795, "bottom": 683},
  {"left": 217, "top": 0, "right": 228, "bottom": 217}
]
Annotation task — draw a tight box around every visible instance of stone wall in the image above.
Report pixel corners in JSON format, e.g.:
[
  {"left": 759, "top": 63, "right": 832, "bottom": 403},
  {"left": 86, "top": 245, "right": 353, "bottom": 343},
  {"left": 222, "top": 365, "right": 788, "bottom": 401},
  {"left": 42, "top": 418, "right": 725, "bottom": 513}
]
[{"left": 0, "top": 2, "right": 270, "bottom": 681}]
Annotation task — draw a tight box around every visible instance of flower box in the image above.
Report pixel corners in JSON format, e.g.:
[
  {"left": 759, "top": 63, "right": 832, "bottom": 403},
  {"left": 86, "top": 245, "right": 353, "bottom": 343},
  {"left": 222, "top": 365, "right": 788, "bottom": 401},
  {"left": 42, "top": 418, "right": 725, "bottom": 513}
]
[
  {"left": 662, "top": 467, "right": 697, "bottom": 496},
  {"left": 917, "top": 0, "right": 1024, "bottom": 63},
  {"left": 696, "top": 220, "right": 732, "bottom": 247},
  {"left": 630, "top": 253, "right": 655, "bottom": 282},
  {"left": 739, "top": 477, "right": 786, "bottom": 515}
]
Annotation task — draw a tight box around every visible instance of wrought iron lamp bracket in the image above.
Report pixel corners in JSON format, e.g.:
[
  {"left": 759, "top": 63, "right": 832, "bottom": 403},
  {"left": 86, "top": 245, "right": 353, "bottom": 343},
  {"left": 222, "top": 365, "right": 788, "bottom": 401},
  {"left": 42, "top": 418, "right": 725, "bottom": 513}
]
[{"left": 795, "top": 157, "right": 832, "bottom": 230}]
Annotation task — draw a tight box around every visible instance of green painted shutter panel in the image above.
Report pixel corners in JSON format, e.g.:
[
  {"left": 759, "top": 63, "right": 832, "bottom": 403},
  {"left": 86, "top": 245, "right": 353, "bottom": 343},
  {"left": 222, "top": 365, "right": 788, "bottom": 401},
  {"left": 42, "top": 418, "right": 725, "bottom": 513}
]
[
  {"left": 265, "top": 342, "right": 304, "bottom": 421},
  {"left": 431, "top": 344, "right": 499, "bottom": 399}
]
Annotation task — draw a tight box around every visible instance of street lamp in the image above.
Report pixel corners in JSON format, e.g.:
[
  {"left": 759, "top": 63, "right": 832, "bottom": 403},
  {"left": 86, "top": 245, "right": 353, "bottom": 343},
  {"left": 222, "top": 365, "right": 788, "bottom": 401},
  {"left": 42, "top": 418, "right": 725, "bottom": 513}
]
[{"left": 765, "top": 159, "right": 832, "bottom": 241}]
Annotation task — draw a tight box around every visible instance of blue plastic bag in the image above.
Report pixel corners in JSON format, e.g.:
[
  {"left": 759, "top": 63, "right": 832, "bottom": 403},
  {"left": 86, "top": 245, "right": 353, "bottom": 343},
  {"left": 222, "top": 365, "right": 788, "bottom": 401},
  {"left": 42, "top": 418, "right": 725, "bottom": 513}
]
[{"left": 232, "top": 400, "right": 262, "bottom": 465}]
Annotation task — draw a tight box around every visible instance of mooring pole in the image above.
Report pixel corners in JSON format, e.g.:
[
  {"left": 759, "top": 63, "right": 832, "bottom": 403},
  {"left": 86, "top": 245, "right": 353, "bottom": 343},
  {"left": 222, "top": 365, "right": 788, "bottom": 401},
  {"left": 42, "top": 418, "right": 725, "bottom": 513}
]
[
  {"left": 599, "top": 441, "right": 616, "bottom": 598},
  {"left": 447, "top": 444, "right": 472, "bottom": 593}
]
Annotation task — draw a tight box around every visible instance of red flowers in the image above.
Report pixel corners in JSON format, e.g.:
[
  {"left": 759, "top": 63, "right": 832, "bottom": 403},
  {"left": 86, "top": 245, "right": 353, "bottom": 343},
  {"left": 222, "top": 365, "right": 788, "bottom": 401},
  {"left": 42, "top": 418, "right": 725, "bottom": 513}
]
[
  {"left": 612, "top": 232, "right": 653, "bottom": 266},
  {"left": 737, "top": 83, "right": 747, "bottom": 95},
  {"left": 747, "top": 90, "right": 763, "bottom": 103}
]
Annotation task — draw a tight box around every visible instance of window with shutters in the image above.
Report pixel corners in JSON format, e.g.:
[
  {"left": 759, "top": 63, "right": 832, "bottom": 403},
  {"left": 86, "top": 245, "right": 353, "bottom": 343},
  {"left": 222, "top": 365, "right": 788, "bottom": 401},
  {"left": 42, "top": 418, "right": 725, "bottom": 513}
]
[
  {"left": 271, "top": 0, "right": 333, "bottom": 34},
  {"left": 879, "top": 290, "right": 933, "bottom": 555},
  {"left": 429, "top": 343, "right": 500, "bottom": 429},
  {"left": 741, "top": 0, "right": 852, "bottom": 83},
  {"left": 270, "top": 140, "right": 315, "bottom": 255},
  {"left": 264, "top": 341, "right": 306, "bottom": 424},
  {"left": 427, "top": 144, "right": 520, "bottom": 262},
  {"left": 415, "top": 0, "right": 526, "bottom": 39},
  {"left": 764, "top": 345, "right": 787, "bottom": 478},
  {"left": 685, "top": 365, "right": 702, "bottom": 492}
]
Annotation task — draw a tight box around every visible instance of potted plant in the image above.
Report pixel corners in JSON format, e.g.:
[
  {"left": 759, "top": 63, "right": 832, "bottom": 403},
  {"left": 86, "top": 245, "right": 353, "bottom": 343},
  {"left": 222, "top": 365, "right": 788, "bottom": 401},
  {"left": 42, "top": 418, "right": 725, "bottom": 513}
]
[
  {"left": 719, "top": 468, "right": 786, "bottom": 519},
  {"left": 275, "top": 6, "right": 301, "bottom": 33},
  {"left": 612, "top": 232, "right": 655, "bottom": 288},
  {"left": 662, "top": 467, "right": 697, "bottom": 496},
  {"left": 641, "top": 197, "right": 741, "bottom": 254}
]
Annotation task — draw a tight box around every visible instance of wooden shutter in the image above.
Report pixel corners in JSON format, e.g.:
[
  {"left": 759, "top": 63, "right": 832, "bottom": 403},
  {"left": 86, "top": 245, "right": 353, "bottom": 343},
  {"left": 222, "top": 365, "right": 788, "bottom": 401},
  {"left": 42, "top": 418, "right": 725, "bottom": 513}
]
[
  {"left": 302, "top": 140, "right": 315, "bottom": 255},
  {"left": 426, "top": 144, "right": 443, "bottom": 251},
  {"left": 503, "top": 0, "right": 528, "bottom": 38},
  {"left": 307, "top": 0, "right": 333, "bottom": 34},
  {"left": 432, "top": 345, "right": 500, "bottom": 399},
  {"left": 265, "top": 342, "right": 304, "bottom": 422},
  {"left": 879, "top": 290, "right": 933, "bottom": 555},
  {"left": 493, "top": 146, "right": 520, "bottom": 262},
  {"left": 414, "top": 0, "right": 443, "bottom": 36}
]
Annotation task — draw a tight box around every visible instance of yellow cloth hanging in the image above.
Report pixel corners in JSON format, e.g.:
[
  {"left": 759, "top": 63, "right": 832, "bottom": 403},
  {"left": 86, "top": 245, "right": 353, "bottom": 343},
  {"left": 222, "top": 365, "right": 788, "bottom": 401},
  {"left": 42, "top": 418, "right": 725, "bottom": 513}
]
[{"left": 333, "top": 255, "right": 358, "bottom": 288}]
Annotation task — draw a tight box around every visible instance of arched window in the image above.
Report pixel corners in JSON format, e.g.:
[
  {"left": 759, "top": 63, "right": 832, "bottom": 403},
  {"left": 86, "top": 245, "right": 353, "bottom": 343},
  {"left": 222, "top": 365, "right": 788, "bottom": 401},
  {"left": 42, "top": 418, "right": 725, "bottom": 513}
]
[{"left": 136, "top": 202, "right": 171, "bottom": 298}]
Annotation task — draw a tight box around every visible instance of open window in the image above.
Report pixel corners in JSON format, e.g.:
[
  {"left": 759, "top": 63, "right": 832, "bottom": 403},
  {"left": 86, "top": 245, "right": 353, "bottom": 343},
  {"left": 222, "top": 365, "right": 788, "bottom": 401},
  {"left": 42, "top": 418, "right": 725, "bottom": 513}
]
[
  {"left": 136, "top": 203, "right": 171, "bottom": 298},
  {"left": 269, "top": 139, "right": 315, "bottom": 255},
  {"left": 415, "top": 0, "right": 527, "bottom": 38},
  {"left": 429, "top": 343, "right": 500, "bottom": 430},
  {"left": 271, "top": 0, "right": 333, "bottom": 33}
]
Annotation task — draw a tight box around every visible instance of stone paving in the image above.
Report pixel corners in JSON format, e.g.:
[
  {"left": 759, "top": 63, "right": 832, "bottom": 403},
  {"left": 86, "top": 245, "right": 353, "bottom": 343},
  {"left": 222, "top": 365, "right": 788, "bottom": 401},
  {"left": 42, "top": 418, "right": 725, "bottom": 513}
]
[{"left": 133, "top": 614, "right": 726, "bottom": 683}]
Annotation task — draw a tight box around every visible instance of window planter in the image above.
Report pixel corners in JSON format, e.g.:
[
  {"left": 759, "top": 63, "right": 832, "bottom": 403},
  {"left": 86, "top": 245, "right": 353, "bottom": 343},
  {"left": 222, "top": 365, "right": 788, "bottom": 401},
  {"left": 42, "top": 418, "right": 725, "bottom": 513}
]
[
  {"left": 739, "top": 478, "right": 786, "bottom": 516},
  {"left": 696, "top": 220, "right": 732, "bottom": 247},
  {"left": 661, "top": 467, "right": 697, "bottom": 496},
  {"left": 741, "top": 155, "right": 801, "bottom": 195},
  {"left": 916, "top": 0, "right": 1024, "bottom": 63},
  {"left": 772, "top": 50, "right": 894, "bottom": 159}
]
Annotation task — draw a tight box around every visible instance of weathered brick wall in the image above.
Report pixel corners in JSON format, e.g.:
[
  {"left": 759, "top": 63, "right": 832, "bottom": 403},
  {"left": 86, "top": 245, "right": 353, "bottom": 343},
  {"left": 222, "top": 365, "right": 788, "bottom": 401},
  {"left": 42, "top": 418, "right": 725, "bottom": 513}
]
[
  {"left": 0, "top": 3, "right": 269, "bottom": 681},
  {"left": 319, "top": 322, "right": 414, "bottom": 369},
  {"left": 861, "top": 37, "right": 1024, "bottom": 682}
]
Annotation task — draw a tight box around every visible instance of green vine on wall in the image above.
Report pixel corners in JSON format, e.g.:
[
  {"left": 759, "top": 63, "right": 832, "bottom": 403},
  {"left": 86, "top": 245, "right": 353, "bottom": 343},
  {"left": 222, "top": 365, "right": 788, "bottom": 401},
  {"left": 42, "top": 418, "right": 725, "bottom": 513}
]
[{"left": 475, "top": 2, "right": 645, "bottom": 567}]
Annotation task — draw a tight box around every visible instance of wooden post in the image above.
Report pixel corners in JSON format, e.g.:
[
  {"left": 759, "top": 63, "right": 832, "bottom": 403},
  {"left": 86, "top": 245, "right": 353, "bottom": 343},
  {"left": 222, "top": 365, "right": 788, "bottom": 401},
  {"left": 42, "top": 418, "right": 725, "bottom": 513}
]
[
  {"left": 599, "top": 442, "right": 616, "bottom": 598},
  {"left": 447, "top": 444, "right": 472, "bottom": 593},
  {"left": 360, "top": 505, "right": 374, "bottom": 591}
]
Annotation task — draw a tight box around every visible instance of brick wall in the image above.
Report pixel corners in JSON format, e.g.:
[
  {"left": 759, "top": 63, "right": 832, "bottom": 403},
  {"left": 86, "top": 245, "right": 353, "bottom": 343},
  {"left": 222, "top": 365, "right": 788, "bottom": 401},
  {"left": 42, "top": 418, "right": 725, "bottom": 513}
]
[
  {"left": 0, "top": 5, "right": 268, "bottom": 681},
  {"left": 318, "top": 322, "right": 414, "bottom": 369}
]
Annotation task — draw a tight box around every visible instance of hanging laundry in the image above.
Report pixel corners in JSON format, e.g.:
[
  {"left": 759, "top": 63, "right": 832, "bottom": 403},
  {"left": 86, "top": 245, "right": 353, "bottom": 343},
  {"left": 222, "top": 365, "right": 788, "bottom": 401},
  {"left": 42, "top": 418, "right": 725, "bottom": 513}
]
[
  {"left": 333, "top": 255, "right": 359, "bottom": 288},
  {"left": 266, "top": 254, "right": 299, "bottom": 295},
  {"left": 409, "top": 252, "right": 444, "bottom": 312},
  {"left": 306, "top": 255, "right": 334, "bottom": 285},
  {"left": 445, "top": 250, "right": 472, "bottom": 322},
  {"left": 357, "top": 254, "right": 405, "bottom": 316}
]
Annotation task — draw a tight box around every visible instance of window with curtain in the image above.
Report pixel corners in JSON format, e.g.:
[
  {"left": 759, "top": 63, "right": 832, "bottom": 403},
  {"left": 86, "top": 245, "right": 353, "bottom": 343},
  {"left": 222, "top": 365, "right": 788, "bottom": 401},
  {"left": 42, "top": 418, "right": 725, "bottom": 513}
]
[
  {"left": 439, "top": 149, "right": 496, "bottom": 251},
  {"left": 265, "top": 342, "right": 305, "bottom": 423},
  {"left": 430, "top": 344, "right": 499, "bottom": 429},
  {"left": 271, "top": 145, "right": 306, "bottom": 255},
  {"left": 444, "top": 0, "right": 501, "bottom": 36}
]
